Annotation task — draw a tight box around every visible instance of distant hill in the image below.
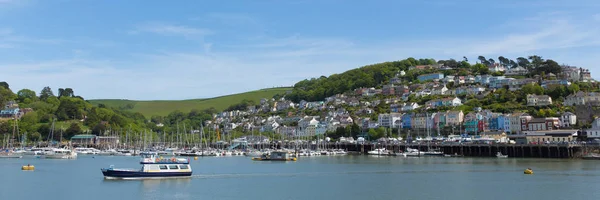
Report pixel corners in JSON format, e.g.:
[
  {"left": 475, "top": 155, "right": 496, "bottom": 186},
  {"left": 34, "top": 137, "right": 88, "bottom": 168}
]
[{"left": 88, "top": 87, "right": 291, "bottom": 117}]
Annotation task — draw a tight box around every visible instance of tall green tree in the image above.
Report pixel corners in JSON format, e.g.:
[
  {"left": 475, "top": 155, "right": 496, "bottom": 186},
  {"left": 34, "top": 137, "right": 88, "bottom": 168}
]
[
  {"left": 17, "top": 89, "right": 38, "bottom": 103},
  {"left": 39, "top": 86, "right": 55, "bottom": 101}
]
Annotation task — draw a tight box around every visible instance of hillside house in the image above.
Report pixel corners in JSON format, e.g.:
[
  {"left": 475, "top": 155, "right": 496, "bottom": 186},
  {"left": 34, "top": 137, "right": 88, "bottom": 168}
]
[
  {"left": 418, "top": 73, "right": 444, "bottom": 82},
  {"left": 560, "top": 112, "right": 577, "bottom": 128},
  {"left": 564, "top": 92, "right": 600, "bottom": 106},
  {"left": 505, "top": 66, "right": 528, "bottom": 76},
  {"left": 585, "top": 118, "right": 600, "bottom": 139},
  {"left": 526, "top": 94, "right": 552, "bottom": 107}
]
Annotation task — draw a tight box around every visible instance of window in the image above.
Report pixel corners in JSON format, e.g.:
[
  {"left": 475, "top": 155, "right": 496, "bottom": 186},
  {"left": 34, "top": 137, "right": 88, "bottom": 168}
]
[
  {"left": 169, "top": 165, "right": 179, "bottom": 170},
  {"left": 159, "top": 165, "right": 168, "bottom": 170},
  {"left": 179, "top": 165, "right": 189, "bottom": 169}
]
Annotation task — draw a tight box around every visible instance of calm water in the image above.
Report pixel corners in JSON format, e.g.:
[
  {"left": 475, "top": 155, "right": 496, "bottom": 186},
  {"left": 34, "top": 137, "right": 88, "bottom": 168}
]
[{"left": 1, "top": 155, "right": 599, "bottom": 200}]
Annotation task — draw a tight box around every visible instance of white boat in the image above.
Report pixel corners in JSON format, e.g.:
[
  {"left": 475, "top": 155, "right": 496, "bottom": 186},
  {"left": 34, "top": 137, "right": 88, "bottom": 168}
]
[
  {"left": 44, "top": 148, "right": 77, "bottom": 159},
  {"left": 496, "top": 152, "right": 508, "bottom": 158},
  {"left": 75, "top": 147, "right": 100, "bottom": 155},
  {"left": 101, "top": 152, "right": 192, "bottom": 179},
  {"left": 423, "top": 148, "right": 444, "bottom": 156},
  {"left": 0, "top": 150, "right": 22, "bottom": 159},
  {"left": 399, "top": 148, "right": 424, "bottom": 157},
  {"left": 368, "top": 148, "right": 390, "bottom": 156},
  {"left": 245, "top": 150, "right": 263, "bottom": 157},
  {"left": 98, "top": 149, "right": 123, "bottom": 156}
]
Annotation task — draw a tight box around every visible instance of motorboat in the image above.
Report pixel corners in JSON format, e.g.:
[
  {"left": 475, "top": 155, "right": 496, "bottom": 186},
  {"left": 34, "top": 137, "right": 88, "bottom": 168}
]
[
  {"left": 582, "top": 153, "right": 600, "bottom": 160},
  {"left": 0, "top": 150, "right": 22, "bottom": 158},
  {"left": 368, "top": 148, "right": 390, "bottom": 156},
  {"left": 496, "top": 152, "right": 508, "bottom": 158},
  {"left": 44, "top": 148, "right": 77, "bottom": 159},
  {"left": 101, "top": 152, "right": 192, "bottom": 179},
  {"left": 399, "top": 148, "right": 424, "bottom": 157},
  {"left": 423, "top": 148, "right": 444, "bottom": 156}
]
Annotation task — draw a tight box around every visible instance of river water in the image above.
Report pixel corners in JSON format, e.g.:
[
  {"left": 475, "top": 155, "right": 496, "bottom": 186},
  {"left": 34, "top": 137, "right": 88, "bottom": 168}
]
[{"left": 1, "top": 155, "right": 599, "bottom": 200}]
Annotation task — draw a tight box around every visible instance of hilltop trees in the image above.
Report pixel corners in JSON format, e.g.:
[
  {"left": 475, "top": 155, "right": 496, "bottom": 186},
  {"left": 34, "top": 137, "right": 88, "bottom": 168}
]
[
  {"left": 39, "top": 86, "right": 55, "bottom": 101},
  {"left": 287, "top": 58, "right": 433, "bottom": 102}
]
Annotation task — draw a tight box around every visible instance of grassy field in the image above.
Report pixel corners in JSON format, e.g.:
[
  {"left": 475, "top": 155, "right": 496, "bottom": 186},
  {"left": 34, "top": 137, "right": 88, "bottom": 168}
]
[{"left": 88, "top": 87, "right": 292, "bottom": 117}]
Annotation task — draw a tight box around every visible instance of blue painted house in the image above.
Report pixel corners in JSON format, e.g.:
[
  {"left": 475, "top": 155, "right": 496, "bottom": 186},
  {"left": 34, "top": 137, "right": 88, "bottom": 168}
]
[
  {"left": 418, "top": 73, "right": 444, "bottom": 82},
  {"left": 402, "top": 114, "right": 413, "bottom": 129},
  {"left": 0, "top": 108, "right": 19, "bottom": 118}
]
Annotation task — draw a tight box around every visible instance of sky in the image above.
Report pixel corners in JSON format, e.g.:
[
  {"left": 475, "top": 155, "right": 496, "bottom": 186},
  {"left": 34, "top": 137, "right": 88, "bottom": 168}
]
[{"left": 0, "top": 0, "right": 599, "bottom": 100}]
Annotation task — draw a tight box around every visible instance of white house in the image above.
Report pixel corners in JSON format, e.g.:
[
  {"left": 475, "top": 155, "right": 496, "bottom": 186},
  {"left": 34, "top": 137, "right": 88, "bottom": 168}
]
[
  {"left": 586, "top": 118, "right": 600, "bottom": 139},
  {"left": 401, "top": 103, "right": 419, "bottom": 112},
  {"left": 378, "top": 113, "right": 402, "bottom": 128},
  {"left": 560, "top": 112, "right": 577, "bottom": 128},
  {"left": 431, "top": 85, "right": 448, "bottom": 95},
  {"left": 527, "top": 94, "right": 552, "bottom": 106}
]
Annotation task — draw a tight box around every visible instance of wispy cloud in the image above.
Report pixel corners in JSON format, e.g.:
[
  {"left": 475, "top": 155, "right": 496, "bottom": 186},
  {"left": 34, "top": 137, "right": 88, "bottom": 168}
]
[
  {"left": 0, "top": 27, "right": 63, "bottom": 49},
  {"left": 430, "top": 13, "right": 600, "bottom": 56},
  {"left": 129, "top": 22, "right": 214, "bottom": 39}
]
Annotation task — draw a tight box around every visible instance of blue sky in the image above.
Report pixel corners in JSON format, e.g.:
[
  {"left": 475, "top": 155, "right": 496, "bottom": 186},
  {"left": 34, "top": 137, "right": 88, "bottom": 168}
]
[{"left": 1, "top": 0, "right": 599, "bottom": 100}]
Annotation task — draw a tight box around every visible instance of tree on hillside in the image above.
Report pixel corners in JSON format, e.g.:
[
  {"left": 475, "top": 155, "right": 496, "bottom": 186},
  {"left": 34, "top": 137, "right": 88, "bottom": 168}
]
[
  {"left": 477, "top": 56, "right": 487, "bottom": 64},
  {"left": 0, "top": 82, "right": 9, "bottom": 90},
  {"left": 531, "top": 59, "right": 561, "bottom": 76},
  {"left": 516, "top": 57, "right": 530, "bottom": 68},
  {"left": 509, "top": 60, "right": 518, "bottom": 69},
  {"left": 498, "top": 56, "right": 510, "bottom": 67},
  {"left": 65, "top": 123, "right": 82, "bottom": 139},
  {"left": 58, "top": 88, "right": 75, "bottom": 98},
  {"left": 39, "top": 86, "right": 55, "bottom": 101},
  {"left": 521, "top": 83, "right": 544, "bottom": 95},
  {"left": 0, "top": 86, "right": 16, "bottom": 108},
  {"left": 17, "top": 89, "right": 38, "bottom": 104},
  {"left": 528, "top": 55, "right": 544, "bottom": 69}
]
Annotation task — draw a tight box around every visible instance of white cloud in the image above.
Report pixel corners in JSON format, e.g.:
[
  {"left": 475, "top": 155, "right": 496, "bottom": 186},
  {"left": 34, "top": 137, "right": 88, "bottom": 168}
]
[
  {"left": 594, "top": 14, "right": 600, "bottom": 21},
  {"left": 129, "top": 22, "right": 213, "bottom": 39}
]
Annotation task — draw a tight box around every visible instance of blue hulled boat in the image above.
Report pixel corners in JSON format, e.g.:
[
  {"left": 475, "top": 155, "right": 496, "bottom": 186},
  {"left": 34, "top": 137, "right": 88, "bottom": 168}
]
[{"left": 101, "top": 152, "right": 192, "bottom": 179}]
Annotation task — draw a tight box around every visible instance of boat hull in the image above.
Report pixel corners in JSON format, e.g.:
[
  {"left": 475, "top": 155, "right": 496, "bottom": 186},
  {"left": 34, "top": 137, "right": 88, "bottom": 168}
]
[{"left": 101, "top": 169, "right": 192, "bottom": 179}]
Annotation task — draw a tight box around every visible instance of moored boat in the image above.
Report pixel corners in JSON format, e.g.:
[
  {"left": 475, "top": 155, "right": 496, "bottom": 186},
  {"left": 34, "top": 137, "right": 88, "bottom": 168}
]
[
  {"left": 101, "top": 152, "right": 192, "bottom": 179},
  {"left": 582, "top": 153, "right": 600, "bottom": 160},
  {"left": 44, "top": 148, "right": 77, "bottom": 159},
  {"left": 251, "top": 150, "right": 297, "bottom": 161},
  {"left": 496, "top": 152, "right": 508, "bottom": 158}
]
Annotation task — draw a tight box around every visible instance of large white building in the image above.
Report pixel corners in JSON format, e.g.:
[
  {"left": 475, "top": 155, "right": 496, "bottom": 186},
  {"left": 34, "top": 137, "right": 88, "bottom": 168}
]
[
  {"left": 586, "top": 118, "right": 600, "bottom": 139},
  {"left": 560, "top": 112, "right": 577, "bottom": 128},
  {"left": 563, "top": 92, "right": 600, "bottom": 106},
  {"left": 378, "top": 113, "right": 402, "bottom": 128}
]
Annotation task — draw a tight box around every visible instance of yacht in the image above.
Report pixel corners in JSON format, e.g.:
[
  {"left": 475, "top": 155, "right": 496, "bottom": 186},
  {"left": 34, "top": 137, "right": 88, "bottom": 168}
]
[
  {"left": 368, "top": 148, "right": 390, "bottom": 156},
  {"left": 399, "top": 148, "right": 424, "bottom": 157},
  {"left": 44, "top": 148, "right": 77, "bottom": 159},
  {"left": 75, "top": 147, "right": 100, "bottom": 155},
  {"left": 423, "top": 148, "right": 444, "bottom": 156},
  {"left": 496, "top": 152, "right": 508, "bottom": 158},
  {"left": 101, "top": 152, "right": 192, "bottom": 179},
  {"left": 0, "top": 150, "right": 22, "bottom": 158},
  {"left": 98, "top": 149, "right": 123, "bottom": 156}
]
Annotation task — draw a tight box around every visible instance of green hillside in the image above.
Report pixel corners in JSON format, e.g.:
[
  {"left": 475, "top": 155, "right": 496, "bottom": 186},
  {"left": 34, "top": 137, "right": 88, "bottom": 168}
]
[{"left": 88, "top": 87, "right": 291, "bottom": 117}]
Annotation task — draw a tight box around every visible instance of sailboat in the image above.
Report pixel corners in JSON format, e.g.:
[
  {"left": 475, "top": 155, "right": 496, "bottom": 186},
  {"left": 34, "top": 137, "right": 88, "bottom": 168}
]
[
  {"left": 423, "top": 114, "right": 443, "bottom": 156},
  {"left": 1, "top": 115, "right": 23, "bottom": 158},
  {"left": 43, "top": 120, "right": 77, "bottom": 159}
]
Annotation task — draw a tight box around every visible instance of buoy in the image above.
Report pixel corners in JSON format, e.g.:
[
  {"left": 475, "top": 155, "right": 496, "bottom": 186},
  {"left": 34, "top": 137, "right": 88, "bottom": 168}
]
[
  {"left": 22, "top": 165, "right": 35, "bottom": 171},
  {"left": 194, "top": 157, "right": 198, "bottom": 160},
  {"left": 524, "top": 168, "right": 533, "bottom": 175}
]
